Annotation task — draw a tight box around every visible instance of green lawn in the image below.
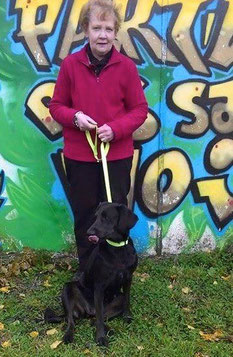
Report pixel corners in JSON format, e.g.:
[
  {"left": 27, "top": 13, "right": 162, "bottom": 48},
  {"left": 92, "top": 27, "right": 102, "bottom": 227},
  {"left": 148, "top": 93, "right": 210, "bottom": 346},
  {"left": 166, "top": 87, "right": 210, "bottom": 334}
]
[{"left": 0, "top": 248, "right": 232, "bottom": 357}]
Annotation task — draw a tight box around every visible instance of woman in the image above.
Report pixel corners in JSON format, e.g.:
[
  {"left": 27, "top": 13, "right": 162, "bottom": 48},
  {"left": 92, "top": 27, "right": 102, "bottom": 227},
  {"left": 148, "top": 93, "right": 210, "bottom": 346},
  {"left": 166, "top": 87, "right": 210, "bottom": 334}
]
[{"left": 49, "top": 0, "right": 148, "bottom": 271}]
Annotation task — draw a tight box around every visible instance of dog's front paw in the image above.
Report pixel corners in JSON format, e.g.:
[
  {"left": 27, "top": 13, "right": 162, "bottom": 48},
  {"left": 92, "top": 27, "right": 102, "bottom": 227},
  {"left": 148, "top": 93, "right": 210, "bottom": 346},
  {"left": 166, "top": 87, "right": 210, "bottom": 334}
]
[
  {"left": 96, "top": 336, "right": 108, "bottom": 347},
  {"left": 63, "top": 331, "right": 74, "bottom": 344}
]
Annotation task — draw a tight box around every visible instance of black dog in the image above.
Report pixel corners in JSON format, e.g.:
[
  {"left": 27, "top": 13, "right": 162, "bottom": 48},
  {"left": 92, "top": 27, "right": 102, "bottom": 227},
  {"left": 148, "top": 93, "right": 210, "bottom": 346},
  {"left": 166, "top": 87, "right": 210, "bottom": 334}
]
[{"left": 45, "top": 202, "right": 138, "bottom": 346}]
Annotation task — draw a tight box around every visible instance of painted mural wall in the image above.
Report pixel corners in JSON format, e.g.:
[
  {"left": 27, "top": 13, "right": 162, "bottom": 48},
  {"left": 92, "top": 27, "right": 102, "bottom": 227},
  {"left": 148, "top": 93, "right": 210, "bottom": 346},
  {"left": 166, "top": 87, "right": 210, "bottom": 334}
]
[{"left": 0, "top": 0, "right": 232, "bottom": 254}]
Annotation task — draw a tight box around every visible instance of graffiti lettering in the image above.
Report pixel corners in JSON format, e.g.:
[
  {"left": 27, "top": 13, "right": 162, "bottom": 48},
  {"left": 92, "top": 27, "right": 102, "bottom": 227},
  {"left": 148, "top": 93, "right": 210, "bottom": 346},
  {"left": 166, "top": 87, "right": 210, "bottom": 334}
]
[
  {"left": 25, "top": 81, "right": 62, "bottom": 141},
  {"left": 191, "top": 175, "right": 233, "bottom": 229},
  {"left": 167, "top": 80, "right": 209, "bottom": 138},
  {"left": 208, "top": 80, "right": 233, "bottom": 135},
  {"left": 207, "top": 1, "right": 233, "bottom": 71},
  {"left": 9, "top": 0, "right": 64, "bottom": 71},
  {"left": 168, "top": 78, "right": 233, "bottom": 138},
  {"left": 204, "top": 137, "right": 233, "bottom": 174},
  {"left": 137, "top": 149, "right": 193, "bottom": 217},
  {"left": 53, "top": 0, "right": 87, "bottom": 65},
  {"left": 9, "top": 0, "right": 233, "bottom": 75},
  {"left": 0, "top": 171, "right": 5, "bottom": 210},
  {"left": 133, "top": 109, "right": 160, "bottom": 143}
]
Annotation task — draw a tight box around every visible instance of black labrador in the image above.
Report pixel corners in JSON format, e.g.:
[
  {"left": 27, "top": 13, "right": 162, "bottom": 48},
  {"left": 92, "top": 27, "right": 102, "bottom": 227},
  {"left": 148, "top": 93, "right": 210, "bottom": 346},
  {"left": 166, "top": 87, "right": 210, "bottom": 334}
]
[{"left": 45, "top": 202, "right": 138, "bottom": 346}]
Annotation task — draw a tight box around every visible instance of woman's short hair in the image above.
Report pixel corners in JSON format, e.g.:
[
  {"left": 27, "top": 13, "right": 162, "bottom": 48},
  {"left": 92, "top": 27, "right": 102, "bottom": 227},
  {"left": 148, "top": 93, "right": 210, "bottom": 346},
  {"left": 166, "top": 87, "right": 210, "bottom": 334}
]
[{"left": 80, "top": 0, "right": 122, "bottom": 33}]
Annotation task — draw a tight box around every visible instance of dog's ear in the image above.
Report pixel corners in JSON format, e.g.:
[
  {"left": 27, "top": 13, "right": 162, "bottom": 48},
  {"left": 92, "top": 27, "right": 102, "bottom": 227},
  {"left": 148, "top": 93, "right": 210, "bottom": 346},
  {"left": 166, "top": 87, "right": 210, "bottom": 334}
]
[
  {"left": 96, "top": 201, "right": 109, "bottom": 212},
  {"left": 117, "top": 204, "right": 138, "bottom": 233}
]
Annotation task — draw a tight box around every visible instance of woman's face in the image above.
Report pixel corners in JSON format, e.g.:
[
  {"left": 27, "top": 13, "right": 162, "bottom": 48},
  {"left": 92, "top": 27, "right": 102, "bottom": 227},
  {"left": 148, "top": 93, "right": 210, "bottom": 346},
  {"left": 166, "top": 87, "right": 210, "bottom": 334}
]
[{"left": 85, "top": 11, "right": 116, "bottom": 60}]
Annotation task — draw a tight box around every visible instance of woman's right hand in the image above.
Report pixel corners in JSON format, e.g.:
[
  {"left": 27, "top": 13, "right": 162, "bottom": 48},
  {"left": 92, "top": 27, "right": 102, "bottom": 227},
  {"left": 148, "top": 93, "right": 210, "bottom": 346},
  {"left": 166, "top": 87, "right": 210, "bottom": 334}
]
[{"left": 75, "top": 112, "right": 97, "bottom": 131}]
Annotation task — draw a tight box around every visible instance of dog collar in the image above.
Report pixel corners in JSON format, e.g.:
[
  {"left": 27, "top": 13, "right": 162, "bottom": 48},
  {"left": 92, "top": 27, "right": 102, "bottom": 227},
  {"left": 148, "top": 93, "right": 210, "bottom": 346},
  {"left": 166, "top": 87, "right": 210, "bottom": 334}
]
[{"left": 106, "top": 239, "right": 129, "bottom": 247}]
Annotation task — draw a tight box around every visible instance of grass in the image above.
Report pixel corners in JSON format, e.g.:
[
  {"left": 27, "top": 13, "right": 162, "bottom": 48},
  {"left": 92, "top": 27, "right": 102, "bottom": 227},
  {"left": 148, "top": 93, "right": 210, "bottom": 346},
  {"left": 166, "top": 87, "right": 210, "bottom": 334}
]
[{"left": 0, "top": 248, "right": 232, "bottom": 357}]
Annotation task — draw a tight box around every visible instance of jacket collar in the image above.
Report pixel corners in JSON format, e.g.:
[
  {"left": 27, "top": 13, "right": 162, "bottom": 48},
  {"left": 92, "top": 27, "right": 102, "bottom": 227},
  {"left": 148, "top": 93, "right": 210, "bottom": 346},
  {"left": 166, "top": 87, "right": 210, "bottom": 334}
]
[{"left": 74, "top": 43, "right": 122, "bottom": 67}]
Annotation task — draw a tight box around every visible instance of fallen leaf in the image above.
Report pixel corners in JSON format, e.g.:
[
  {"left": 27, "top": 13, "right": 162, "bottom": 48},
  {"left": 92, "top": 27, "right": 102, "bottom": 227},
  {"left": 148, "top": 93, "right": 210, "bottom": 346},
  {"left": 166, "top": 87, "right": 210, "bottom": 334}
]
[
  {"left": 1, "top": 340, "right": 11, "bottom": 348},
  {"left": 12, "top": 320, "right": 20, "bottom": 325},
  {"left": 0, "top": 322, "right": 4, "bottom": 330},
  {"left": 83, "top": 349, "right": 91, "bottom": 354},
  {"left": 182, "top": 287, "right": 191, "bottom": 294},
  {"left": 170, "top": 275, "right": 177, "bottom": 280},
  {"left": 221, "top": 275, "right": 230, "bottom": 281},
  {"left": 50, "top": 340, "right": 62, "bottom": 349},
  {"left": 0, "top": 287, "right": 10, "bottom": 293},
  {"left": 134, "top": 272, "right": 150, "bottom": 280},
  {"left": 19, "top": 293, "right": 26, "bottom": 298},
  {"left": 29, "top": 331, "right": 39, "bottom": 338},
  {"left": 182, "top": 307, "right": 191, "bottom": 312},
  {"left": 213, "top": 281, "right": 218, "bottom": 285},
  {"left": 43, "top": 280, "right": 52, "bottom": 288},
  {"left": 0, "top": 266, "right": 8, "bottom": 275},
  {"left": 168, "top": 284, "right": 174, "bottom": 289},
  {"left": 137, "top": 345, "right": 144, "bottom": 351},
  {"left": 46, "top": 328, "right": 58, "bottom": 336},
  {"left": 0, "top": 304, "right": 4, "bottom": 310},
  {"left": 187, "top": 325, "right": 195, "bottom": 330},
  {"left": 199, "top": 330, "right": 223, "bottom": 341}
]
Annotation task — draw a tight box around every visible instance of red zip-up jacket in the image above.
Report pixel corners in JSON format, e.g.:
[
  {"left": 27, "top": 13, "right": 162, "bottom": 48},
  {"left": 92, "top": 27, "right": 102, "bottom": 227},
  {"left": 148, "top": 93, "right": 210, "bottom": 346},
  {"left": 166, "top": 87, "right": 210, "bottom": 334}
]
[{"left": 49, "top": 44, "right": 148, "bottom": 162}]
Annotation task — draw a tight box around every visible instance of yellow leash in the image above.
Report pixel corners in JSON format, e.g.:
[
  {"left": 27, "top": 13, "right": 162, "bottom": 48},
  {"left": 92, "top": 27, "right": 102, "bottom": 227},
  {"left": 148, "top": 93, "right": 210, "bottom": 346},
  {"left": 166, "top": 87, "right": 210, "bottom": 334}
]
[{"left": 85, "top": 128, "right": 112, "bottom": 203}]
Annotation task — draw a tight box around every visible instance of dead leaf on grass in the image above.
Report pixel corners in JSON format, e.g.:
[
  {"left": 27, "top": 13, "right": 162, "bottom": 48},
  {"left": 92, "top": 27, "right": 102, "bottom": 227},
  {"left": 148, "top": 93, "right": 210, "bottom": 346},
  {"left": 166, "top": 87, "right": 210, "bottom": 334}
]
[
  {"left": 46, "top": 328, "right": 58, "bottom": 336},
  {"left": 168, "top": 284, "right": 174, "bottom": 289},
  {"left": 0, "top": 287, "right": 10, "bottom": 293},
  {"left": 1, "top": 340, "right": 11, "bottom": 348},
  {"left": 170, "top": 275, "right": 177, "bottom": 280},
  {"left": 0, "top": 304, "right": 4, "bottom": 310},
  {"left": 187, "top": 325, "right": 195, "bottom": 330},
  {"left": 12, "top": 320, "right": 20, "bottom": 325},
  {"left": 29, "top": 331, "right": 39, "bottom": 338},
  {"left": 43, "top": 279, "right": 52, "bottom": 288},
  {"left": 0, "top": 248, "right": 37, "bottom": 279},
  {"left": 182, "top": 307, "right": 191, "bottom": 312},
  {"left": 221, "top": 275, "right": 231, "bottom": 281},
  {"left": 199, "top": 330, "right": 223, "bottom": 341},
  {"left": 50, "top": 340, "right": 62, "bottom": 349},
  {"left": 182, "top": 287, "right": 191, "bottom": 294},
  {"left": 0, "top": 277, "right": 9, "bottom": 287},
  {"left": 0, "top": 322, "right": 4, "bottom": 330},
  {"left": 137, "top": 345, "right": 144, "bottom": 351},
  {"left": 134, "top": 272, "right": 150, "bottom": 282}
]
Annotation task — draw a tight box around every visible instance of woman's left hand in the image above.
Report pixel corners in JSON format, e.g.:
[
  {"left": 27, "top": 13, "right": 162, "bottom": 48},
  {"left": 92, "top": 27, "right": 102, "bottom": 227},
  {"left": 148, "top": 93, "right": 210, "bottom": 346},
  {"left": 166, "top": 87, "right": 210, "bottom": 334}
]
[{"left": 97, "top": 124, "right": 114, "bottom": 142}]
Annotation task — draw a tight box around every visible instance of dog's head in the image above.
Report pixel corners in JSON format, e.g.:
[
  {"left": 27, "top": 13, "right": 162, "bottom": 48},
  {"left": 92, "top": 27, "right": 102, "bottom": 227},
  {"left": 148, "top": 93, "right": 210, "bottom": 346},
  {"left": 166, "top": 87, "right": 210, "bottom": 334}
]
[{"left": 87, "top": 202, "right": 138, "bottom": 243}]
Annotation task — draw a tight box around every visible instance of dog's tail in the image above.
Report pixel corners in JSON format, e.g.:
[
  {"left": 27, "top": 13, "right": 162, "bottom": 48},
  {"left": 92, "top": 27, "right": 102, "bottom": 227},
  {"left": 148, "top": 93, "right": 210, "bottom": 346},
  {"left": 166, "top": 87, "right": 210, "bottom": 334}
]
[{"left": 44, "top": 308, "right": 64, "bottom": 323}]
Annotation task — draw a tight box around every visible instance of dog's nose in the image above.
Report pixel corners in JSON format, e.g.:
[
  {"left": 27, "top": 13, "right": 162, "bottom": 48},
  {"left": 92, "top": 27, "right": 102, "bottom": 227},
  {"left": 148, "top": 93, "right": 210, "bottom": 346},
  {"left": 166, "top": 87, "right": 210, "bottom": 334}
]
[{"left": 87, "top": 227, "right": 96, "bottom": 236}]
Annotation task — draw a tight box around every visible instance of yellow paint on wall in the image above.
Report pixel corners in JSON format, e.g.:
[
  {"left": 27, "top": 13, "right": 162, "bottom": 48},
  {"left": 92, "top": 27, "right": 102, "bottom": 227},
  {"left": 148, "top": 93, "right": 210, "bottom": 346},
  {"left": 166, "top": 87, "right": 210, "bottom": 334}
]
[
  {"left": 204, "top": 13, "right": 215, "bottom": 46},
  {"left": 15, "top": 0, "right": 63, "bottom": 34},
  {"left": 144, "top": 150, "right": 191, "bottom": 193},
  {"left": 197, "top": 178, "right": 232, "bottom": 205}
]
